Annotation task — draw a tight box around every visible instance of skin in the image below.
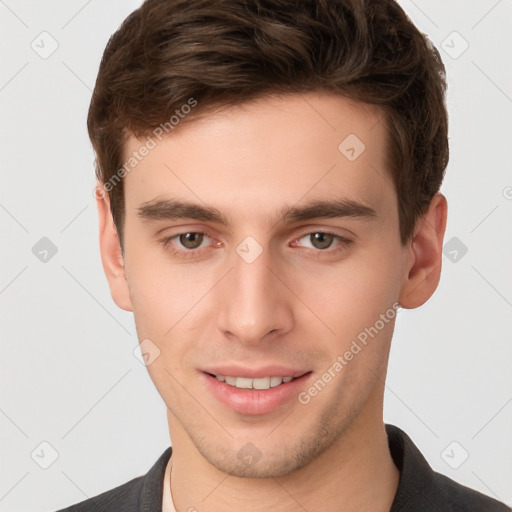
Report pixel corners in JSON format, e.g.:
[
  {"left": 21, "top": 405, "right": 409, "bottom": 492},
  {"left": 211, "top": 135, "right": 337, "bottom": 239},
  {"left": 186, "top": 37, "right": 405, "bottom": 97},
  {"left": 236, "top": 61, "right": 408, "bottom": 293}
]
[{"left": 97, "top": 92, "right": 447, "bottom": 511}]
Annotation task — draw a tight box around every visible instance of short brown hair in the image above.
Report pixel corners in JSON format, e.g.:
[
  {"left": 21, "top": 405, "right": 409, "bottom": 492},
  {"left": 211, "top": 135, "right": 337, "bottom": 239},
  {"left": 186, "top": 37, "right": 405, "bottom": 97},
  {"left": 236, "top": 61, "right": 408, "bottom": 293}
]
[{"left": 88, "top": 0, "right": 448, "bottom": 248}]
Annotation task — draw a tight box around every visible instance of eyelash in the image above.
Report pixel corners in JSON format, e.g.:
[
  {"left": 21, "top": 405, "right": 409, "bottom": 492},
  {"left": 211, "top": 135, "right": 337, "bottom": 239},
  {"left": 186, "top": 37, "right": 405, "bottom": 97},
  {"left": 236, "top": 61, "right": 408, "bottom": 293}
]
[
  {"left": 160, "top": 231, "right": 353, "bottom": 258},
  {"left": 161, "top": 231, "right": 217, "bottom": 259},
  {"left": 293, "top": 232, "right": 353, "bottom": 255}
]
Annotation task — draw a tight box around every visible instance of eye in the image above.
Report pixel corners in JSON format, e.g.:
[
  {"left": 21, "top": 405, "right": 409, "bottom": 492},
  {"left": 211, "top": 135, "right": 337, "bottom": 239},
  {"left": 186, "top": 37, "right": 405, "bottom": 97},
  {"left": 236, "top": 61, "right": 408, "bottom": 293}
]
[
  {"left": 294, "top": 232, "right": 351, "bottom": 251},
  {"left": 306, "top": 232, "right": 335, "bottom": 249},
  {"left": 162, "top": 232, "right": 214, "bottom": 254},
  {"left": 177, "top": 232, "right": 207, "bottom": 249}
]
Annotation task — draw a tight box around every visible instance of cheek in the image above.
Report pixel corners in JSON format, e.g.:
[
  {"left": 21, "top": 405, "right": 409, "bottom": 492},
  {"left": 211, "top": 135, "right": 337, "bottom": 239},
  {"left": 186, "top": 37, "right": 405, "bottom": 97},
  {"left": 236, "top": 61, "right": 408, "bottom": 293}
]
[
  {"left": 124, "top": 243, "right": 220, "bottom": 349},
  {"left": 124, "top": 226, "right": 404, "bottom": 356},
  {"left": 292, "top": 246, "right": 402, "bottom": 348},
  {"left": 303, "top": 256, "right": 401, "bottom": 403},
  {"left": 124, "top": 244, "right": 174, "bottom": 341}
]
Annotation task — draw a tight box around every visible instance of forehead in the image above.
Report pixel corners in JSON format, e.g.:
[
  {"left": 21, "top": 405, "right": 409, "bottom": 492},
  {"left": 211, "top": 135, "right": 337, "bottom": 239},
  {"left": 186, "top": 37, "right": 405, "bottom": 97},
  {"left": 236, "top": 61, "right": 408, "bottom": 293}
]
[{"left": 122, "top": 92, "right": 394, "bottom": 224}]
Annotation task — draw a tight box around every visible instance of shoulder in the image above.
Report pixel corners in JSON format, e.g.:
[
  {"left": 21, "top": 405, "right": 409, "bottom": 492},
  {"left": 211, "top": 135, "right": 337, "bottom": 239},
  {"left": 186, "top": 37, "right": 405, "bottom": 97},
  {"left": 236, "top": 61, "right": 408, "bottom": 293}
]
[
  {"left": 429, "top": 472, "right": 511, "bottom": 512},
  {"left": 54, "top": 475, "right": 144, "bottom": 512},
  {"left": 53, "top": 447, "right": 172, "bottom": 512},
  {"left": 386, "top": 424, "right": 510, "bottom": 512}
]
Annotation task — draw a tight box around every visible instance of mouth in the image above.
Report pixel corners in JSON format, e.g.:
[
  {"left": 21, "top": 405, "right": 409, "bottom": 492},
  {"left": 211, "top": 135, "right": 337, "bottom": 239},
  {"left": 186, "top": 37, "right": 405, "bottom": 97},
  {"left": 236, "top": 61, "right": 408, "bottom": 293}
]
[
  {"left": 206, "top": 373, "right": 303, "bottom": 390},
  {"left": 201, "top": 369, "right": 313, "bottom": 415}
]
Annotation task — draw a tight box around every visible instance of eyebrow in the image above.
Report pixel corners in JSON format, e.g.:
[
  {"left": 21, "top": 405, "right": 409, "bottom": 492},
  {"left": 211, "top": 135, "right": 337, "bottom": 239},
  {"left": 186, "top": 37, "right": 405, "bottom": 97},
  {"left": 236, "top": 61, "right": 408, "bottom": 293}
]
[
  {"left": 137, "top": 197, "right": 377, "bottom": 225},
  {"left": 281, "top": 199, "right": 376, "bottom": 223}
]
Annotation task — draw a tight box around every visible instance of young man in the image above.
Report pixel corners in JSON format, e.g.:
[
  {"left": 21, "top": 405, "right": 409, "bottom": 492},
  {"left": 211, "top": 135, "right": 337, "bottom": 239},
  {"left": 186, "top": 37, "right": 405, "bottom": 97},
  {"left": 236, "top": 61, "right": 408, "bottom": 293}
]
[{"left": 58, "top": 0, "right": 509, "bottom": 510}]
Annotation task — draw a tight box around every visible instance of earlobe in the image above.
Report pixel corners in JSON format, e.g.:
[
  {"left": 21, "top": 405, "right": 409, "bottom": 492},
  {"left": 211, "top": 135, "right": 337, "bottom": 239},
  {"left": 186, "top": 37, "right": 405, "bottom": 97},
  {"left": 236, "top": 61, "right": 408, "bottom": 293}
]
[
  {"left": 398, "top": 193, "right": 448, "bottom": 309},
  {"left": 96, "top": 186, "right": 133, "bottom": 312}
]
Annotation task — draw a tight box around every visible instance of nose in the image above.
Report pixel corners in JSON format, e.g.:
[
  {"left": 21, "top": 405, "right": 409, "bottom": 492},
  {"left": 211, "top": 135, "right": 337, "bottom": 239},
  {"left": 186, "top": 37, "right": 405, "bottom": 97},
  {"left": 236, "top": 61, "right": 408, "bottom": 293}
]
[{"left": 215, "top": 242, "right": 295, "bottom": 345}]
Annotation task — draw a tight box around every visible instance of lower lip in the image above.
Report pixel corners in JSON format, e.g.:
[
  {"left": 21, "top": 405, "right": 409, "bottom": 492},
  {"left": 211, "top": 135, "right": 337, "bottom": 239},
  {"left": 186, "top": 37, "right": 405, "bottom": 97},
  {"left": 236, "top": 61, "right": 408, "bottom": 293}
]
[{"left": 201, "top": 372, "right": 312, "bottom": 415}]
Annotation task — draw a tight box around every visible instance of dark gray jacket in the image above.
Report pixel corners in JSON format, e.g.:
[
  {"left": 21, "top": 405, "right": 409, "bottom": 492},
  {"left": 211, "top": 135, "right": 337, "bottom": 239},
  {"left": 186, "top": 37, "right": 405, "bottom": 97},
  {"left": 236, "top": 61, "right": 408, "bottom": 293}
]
[{"left": 55, "top": 424, "right": 510, "bottom": 511}]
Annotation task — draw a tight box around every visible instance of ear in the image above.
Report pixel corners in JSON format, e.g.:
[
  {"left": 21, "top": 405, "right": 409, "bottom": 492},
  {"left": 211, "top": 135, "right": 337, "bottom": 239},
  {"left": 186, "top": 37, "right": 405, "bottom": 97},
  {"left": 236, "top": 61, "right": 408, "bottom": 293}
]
[
  {"left": 96, "top": 185, "right": 133, "bottom": 311},
  {"left": 398, "top": 193, "right": 448, "bottom": 309}
]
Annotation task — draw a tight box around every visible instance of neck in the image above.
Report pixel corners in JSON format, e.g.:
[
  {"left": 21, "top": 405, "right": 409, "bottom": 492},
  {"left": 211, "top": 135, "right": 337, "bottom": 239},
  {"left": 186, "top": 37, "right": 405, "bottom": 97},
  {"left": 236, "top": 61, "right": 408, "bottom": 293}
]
[{"left": 167, "top": 385, "right": 399, "bottom": 512}]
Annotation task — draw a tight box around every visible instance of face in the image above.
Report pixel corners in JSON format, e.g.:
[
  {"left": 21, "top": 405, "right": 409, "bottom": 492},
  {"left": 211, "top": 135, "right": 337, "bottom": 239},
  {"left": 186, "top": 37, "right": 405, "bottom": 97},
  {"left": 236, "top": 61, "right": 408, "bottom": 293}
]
[{"left": 111, "top": 92, "right": 414, "bottom": 477}]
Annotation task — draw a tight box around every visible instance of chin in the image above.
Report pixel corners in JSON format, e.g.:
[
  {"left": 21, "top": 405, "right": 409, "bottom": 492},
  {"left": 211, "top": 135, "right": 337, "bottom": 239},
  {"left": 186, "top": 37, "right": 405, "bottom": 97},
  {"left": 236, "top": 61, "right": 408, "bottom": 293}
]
[{"left": 189, "top": 412, "right": 348, "bottom": 479}]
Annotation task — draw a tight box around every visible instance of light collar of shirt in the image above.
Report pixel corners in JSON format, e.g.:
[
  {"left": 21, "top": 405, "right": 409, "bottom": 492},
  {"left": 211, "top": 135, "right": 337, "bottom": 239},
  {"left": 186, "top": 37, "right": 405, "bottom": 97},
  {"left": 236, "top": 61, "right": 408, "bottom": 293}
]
[{"left": 162, "top": 456, "right": 177, "bottom": 512}]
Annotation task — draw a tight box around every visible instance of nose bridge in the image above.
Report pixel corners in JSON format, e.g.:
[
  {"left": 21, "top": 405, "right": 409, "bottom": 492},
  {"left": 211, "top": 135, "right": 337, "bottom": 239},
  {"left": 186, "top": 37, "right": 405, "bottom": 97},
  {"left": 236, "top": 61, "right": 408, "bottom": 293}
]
[{"left": 216, "top": 239, "right": 293, "bottom": 344}]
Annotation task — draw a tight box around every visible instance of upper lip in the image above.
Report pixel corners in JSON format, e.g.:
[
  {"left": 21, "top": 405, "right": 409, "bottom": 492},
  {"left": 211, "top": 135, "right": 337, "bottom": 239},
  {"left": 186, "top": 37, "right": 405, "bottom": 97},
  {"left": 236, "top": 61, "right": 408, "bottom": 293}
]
[{"left": 202, "top": 365, "right": 310, "bottom": 379}]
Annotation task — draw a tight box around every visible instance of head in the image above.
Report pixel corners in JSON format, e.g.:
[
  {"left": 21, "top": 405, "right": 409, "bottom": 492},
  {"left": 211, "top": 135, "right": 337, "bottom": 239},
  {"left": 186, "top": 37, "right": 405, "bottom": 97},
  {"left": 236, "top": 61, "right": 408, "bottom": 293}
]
[{"left": 91, "top": 0, "right": 448, "bottom": 478}]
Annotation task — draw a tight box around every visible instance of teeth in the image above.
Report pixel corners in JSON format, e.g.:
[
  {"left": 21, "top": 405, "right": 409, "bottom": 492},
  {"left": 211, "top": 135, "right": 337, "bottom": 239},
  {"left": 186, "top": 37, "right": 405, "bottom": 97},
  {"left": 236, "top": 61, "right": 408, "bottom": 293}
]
[
  {"left": 253, "top": 377, "right": 270, "bottom": 390},
  {"left": 236, "top": 377, "right": 253, "bottom": 389},
  {"left": 215, "top": 375, "right": 295, "bottom": 390},
  {"left": 270, "top": 376, "right": 283, "bottom": 387}
]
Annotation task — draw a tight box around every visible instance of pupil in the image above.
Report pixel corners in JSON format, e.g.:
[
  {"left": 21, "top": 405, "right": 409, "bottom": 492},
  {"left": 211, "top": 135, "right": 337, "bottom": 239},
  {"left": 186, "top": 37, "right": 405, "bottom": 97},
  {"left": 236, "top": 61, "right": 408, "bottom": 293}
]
[
  {"left": 180, "top": 233, "right": 203, "bottom": 249},
  {"left": 311, "top": 233, "right": 333, "bottom": 249}
]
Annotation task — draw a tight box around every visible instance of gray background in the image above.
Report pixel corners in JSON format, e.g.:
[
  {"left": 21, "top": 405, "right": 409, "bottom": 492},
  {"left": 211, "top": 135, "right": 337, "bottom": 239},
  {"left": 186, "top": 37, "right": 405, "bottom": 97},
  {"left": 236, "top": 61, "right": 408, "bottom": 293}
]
[{"left": 1, "top": 1, "right": 511, "bottom": 510}]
